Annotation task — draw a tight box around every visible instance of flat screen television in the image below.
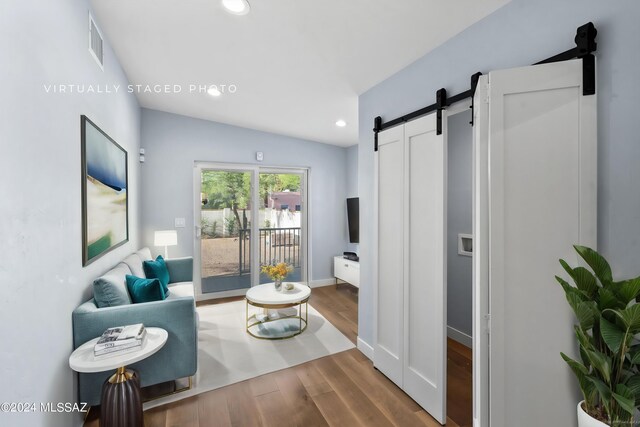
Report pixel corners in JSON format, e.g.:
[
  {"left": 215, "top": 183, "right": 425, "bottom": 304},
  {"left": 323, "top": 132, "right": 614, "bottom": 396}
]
[{"left": 347, "top": 197, "right": 359, "bottom": 243}]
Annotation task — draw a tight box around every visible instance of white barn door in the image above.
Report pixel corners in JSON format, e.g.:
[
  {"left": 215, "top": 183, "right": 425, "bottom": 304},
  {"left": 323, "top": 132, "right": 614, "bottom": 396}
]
[
  {"left": 375, "top": 125, "right": 405, "bottom": 386},
  {"left": 475, "top": 58, "right": 597, "bottom": 427},
  {"left": 403, "top": 113, "right": 447, "bottom": 424},
  {"left": 375, "top": 112, "right": 447, "bottom": 425}
]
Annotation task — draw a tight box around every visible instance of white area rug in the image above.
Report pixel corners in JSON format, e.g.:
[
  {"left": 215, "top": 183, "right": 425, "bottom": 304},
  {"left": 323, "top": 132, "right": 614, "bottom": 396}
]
[{"left": 144, "top": 300, "right": 354, "bottom": 409}]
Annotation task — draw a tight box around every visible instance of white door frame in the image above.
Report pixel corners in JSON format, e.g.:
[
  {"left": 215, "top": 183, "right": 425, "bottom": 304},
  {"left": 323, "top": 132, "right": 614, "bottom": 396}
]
[
  {"left": 443, "top": 100, "right": 489, "bottom": 427},
  {"left": 437, "top": 98, "right": 490, "bottom": 427},
  {"left": 193, "top": 161, "right": 310, "bottom": 302},
  {"left": 472, "top": 77, "right": 490, "bottom": 427}
]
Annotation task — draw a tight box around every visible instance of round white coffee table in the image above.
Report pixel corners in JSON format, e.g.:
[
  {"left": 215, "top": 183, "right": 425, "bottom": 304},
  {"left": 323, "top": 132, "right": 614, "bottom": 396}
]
[
  {"left": 69, "top": 327, "right": 168, "bottom": 427},
  {"left": 245, "top": 283, "right": 310, "bottom": 340}
]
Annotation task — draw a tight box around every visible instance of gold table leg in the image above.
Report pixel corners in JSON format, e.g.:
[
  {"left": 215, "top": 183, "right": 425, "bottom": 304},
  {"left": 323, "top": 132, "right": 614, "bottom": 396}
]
[{"left": 246, "top": 298, "right": 309, "bottom": 339}]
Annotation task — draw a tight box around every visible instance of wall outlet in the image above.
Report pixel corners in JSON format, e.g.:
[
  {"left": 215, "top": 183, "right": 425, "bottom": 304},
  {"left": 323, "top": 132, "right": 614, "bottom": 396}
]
[
  {"left": 175, "top": 218, "right": 186, "bottom": 228},
  {"left": 458, "top": 233, "right": 473, "bottom": 256},
  {"left": 256, "top": 151, "right": 264, "bottom": 161}
]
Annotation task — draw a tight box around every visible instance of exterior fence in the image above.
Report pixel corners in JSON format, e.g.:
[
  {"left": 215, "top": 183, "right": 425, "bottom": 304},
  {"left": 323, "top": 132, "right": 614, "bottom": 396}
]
[
  {"left": 201, "top": 208, "right": 301, "bottom": 238},
  {"left": 238, "top": 227, "right": 301, "bottom": 273}
]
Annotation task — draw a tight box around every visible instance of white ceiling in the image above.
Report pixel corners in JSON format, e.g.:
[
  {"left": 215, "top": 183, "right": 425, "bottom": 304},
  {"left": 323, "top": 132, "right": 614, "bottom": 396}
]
[{"left": 91, "top": 0, "right": 509, "bottom": 146}]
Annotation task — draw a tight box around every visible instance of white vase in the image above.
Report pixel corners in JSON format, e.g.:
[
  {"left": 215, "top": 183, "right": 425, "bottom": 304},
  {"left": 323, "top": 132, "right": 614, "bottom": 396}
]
[{"left": 577, "top": 401, "right": 609, "bottom": 427}]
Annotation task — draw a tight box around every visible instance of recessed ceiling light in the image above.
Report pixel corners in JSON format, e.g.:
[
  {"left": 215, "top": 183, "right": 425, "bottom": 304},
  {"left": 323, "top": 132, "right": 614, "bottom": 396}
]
[
  {"left": 222, "top": 0, "right": 250, "bottom": 15},
  {"left": 207, "top": 86, "right": 222, "bottom": 97},
  {"left": 335, "top": 120, "right": 347, "bottom": 127}
]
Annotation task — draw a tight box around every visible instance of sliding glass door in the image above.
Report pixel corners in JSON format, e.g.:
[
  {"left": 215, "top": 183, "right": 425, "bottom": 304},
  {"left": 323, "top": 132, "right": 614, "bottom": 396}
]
[
  {"left": 195, "top": 164, "right": 308, "bottom": 299},
  {"left": 257, "top": 171, "right": 305, "bottom": 284},
  {"left": 198, "top": 169, "right": 253, "bottom": 294}
]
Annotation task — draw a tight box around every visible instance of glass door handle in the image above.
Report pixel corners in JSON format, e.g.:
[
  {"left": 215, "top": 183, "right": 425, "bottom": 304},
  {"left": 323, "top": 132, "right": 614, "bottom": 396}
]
[{"left": 195, "top": 225, "right": 201, "bottom": 239}]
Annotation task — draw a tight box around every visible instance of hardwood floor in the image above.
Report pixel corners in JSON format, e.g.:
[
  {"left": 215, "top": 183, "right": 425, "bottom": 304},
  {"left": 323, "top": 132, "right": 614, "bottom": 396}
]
[
  {"left": 447, "top": 339, "right": 473, "bottom": 427},
  {"left": 85, "top": 284, "right": 472, "bottom": 427}
]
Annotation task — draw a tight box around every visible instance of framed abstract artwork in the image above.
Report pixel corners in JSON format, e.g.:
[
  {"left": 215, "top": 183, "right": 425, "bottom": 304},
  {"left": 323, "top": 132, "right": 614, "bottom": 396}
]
[{"left": 81, "top": 115, "right": 128, "bottom": 266}]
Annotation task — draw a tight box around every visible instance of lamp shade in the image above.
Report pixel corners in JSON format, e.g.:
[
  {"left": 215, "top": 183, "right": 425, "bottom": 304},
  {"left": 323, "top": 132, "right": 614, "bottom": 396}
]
[{"left": 154, "top": 230, "right": 177, "bottom": 247}]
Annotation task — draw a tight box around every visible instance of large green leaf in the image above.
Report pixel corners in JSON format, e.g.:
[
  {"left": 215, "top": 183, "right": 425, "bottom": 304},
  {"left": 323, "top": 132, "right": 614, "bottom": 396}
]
[
  {"left": 614, "top": 277, "right": 640, "bottom": 305},
  {"left": 566, "top": 293, "right": 597, "bottom": 330},
  {"left": 625, "top": 375, "right": 640, "bottom": 405},
  {"left": 600, "top": 316, "right": 627, "bottom": 353},
  {"left": 561, "top": 352, "right": 588, "bottom": 375},
  {"left": 556, "top": 276, "right": 587, "bottom": 302},
  {"left": 586, "top": 350, "right": 612, "bottom": 384},
  {"left": 575, "top": 325, "right": 595, "bottom": 353},
  {"left": 565, "top": 290, "right": 584, "bottom": 309},
  {"left": 576, "top": 301, "right": 598, "bottom": 331},
  {"left": 580, "top": 346, "right": 592, "bottom": 369},
  {"left": 606, "top": 305, "right": 640, "bottom": 334},
  {"left": 561, "top": 353, "right": 597, "bottom": 404},
  {"left": 574, "top": 245, "right": 613, "bottom": 285},
  {"left": 618, "top": 367, "right": 636, "bottom": 384},
  {"left": 599, "top": 287, "right": 624, "bottom": 312},
  {"left": 613, "top": 384, "right": 636, "bottom": 415},
  {"left": 560, "top": 259, "right": 599, "bottom": 297},
  {"left": 629, "top": 350, "right": 640, "bottom": 365},
  {"left": 588, "top": 376, "right": 612, "bottom": 415}
]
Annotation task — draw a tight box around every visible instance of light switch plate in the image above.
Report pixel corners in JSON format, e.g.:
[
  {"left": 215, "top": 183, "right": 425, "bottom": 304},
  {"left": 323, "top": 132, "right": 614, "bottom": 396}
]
[{"left": 175, "top": 218, "right": 186, "bottom": 228}]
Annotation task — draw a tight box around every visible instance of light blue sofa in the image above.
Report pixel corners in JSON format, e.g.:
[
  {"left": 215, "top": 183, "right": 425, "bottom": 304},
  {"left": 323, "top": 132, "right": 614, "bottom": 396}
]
[{"left": 72, "top": 248, "right": 198, "bottom": 406}]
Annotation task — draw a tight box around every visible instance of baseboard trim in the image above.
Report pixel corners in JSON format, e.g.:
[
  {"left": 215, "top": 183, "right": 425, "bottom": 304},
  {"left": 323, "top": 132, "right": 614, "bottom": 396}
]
[
  {"left": 357, "top": 336, "right": 374, "bottom": 360},
  {"left": 195, "top": 279, "right": 338, "bottom": 301},
  {"left": 195, "top": 288, "right": 247, "bottom": 301},
  {"left": 309, "top": 279, "right": 336, "bottom": 288},
  {"left": 447, "top": 326, "right": 472, "bottom": 348}
]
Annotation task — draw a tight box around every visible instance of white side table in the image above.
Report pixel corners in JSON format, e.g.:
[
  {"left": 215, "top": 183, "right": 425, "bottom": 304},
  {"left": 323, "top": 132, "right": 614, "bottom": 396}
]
[
  {"left": 334, "top": 256, "right": 360, "bottom": 288},
  {"left": 246, "top": 283, "right": 310, "bottom": 339},
  {"left": 69, "top": 327, "right": 168, "bottom": 427}
]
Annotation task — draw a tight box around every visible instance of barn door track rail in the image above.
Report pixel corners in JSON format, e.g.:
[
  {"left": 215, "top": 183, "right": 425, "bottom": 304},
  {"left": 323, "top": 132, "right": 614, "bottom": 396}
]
[{"left": 373, "top": 22, "right": 597, "bottom": 151}]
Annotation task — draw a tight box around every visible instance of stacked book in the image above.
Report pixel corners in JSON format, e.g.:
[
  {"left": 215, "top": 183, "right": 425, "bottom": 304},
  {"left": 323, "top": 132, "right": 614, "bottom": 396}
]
[{"left": 94, "top": 324, "right": 147, "bottom": 359}]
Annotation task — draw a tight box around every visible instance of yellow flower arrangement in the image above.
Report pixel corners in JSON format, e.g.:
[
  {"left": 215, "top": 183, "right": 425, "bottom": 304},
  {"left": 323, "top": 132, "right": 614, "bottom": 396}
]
[{"left": 261, "top": 262, "right": 293, "bottom": 281}]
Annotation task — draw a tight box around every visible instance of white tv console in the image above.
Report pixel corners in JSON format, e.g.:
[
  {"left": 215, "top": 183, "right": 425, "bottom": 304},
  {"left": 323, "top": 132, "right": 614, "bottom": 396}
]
[{"left": 333, "top": 256, "right": 360, "bottom": 288}]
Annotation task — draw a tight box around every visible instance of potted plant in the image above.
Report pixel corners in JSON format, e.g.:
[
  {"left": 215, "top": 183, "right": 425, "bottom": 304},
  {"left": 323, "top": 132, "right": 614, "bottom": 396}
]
[
  {"left": 558, "top": 245, "right": 640, "bottom": 427},
  {"left": 261, "top": 262, "right": 293, "bottom": 291}
]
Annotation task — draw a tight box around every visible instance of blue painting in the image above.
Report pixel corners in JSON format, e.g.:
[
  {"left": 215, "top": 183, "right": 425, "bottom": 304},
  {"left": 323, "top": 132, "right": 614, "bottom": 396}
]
[{"left": 81, "top": 116, "right": 128, "bottom": 265}]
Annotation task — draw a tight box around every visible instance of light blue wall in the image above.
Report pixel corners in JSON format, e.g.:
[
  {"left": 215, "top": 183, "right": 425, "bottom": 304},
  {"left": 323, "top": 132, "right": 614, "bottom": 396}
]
[
  {"left": 358, "top": 0, "right": 640, "bottom": 423},
  {"left": 140, "top": 109, "right": 350, "bottom": 282},
  {"left": 447, "top": 110, "right": 473, "bottom": 338},
  {"left": 0, "top": 1, "right": 141, "bottom": 426},
  {"left": 346, "top": 145, "right": 358, "bottom": 198}
]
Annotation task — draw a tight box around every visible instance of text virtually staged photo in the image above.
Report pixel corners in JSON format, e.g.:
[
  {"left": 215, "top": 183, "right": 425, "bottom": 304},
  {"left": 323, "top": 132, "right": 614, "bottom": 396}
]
[{"left": 2, "top": 1, "right": 640, "bottom": 427}]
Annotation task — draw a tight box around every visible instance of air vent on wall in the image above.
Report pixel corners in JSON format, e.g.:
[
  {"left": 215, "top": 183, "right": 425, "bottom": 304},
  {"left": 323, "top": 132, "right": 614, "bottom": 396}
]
[{"left": 89, "top": 13, "right": 104, "bottom": 69}]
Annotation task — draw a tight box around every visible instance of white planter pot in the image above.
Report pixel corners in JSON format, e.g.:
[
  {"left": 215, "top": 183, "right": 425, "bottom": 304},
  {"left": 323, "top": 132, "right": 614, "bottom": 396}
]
[{"left": 577, "top": 401, "right": 609, "bottom": 427}]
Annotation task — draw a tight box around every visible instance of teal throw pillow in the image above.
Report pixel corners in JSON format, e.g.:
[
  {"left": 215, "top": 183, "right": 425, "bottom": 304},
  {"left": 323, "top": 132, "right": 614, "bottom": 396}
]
[
  {"left": 126, "top": 275, "right": 166, "bottom": 303},
  {"left": 143, "top": 255, "right": 170, "bottom": 295},
  {"left": 93, "top": 264, "right": 133, "bottom": 308}
]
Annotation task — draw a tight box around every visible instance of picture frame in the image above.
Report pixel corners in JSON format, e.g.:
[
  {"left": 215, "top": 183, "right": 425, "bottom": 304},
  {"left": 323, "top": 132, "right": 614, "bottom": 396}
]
[{"left": 81, "top": 115, "right": 129, "bottom": 266}]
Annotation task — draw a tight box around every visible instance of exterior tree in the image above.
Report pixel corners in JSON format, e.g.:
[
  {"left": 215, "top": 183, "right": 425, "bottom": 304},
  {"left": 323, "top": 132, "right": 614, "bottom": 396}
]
[
  {"left": 201, "top": 171, "right": 301, "bottom": 232},
  {"left": 201, "top": 171, "right": 250, "bottom": 230}
]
